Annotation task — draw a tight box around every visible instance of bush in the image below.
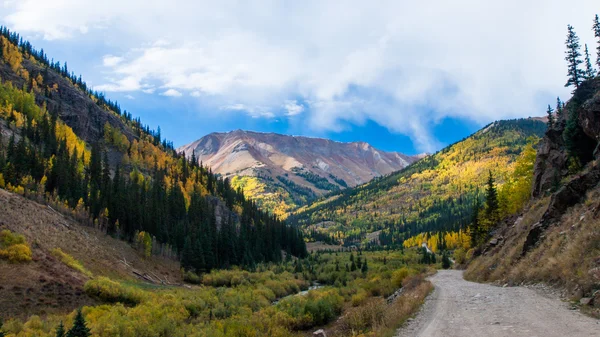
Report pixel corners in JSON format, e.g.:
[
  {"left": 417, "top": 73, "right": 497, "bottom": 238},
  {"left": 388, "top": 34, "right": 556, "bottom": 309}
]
[
  {"left": 84, "top": 277, "right": 147, "bottom": 305},
  {"left": 351, "top": 289, "right": 368, "bottom": 307},
  {"left": 277, "top": 289, "right": 344, "bottom": 330},
  {"left": 392, "top": 267, "right": 414, "bottom": 288},
  {"left": 0, "top": 243, "right": 32, "bottom": 263},
  {"left": 0, "top": 230, "right": 32, "bottom": 263},
  {"left": 183, "top": 270, "right": 202, "bottom": 284},
  {"left": 51, "top": 248, "right": 93, "bottom": 277}
]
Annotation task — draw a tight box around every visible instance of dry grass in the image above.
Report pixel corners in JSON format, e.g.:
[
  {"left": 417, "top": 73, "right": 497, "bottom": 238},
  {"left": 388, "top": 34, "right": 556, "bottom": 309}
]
[
  {"left": 466, "top": 186, "right": 600, "bottom": 300},
  {"left": 0, "top": 188, "right": 182, "bottom": 319},
  {"left": 329, "top": 275, "right": 433, "bottom": 337}
]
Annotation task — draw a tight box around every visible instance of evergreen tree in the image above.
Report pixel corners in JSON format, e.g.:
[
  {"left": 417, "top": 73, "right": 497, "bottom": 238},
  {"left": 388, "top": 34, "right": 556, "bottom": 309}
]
[
  {"left": 564, "top": 25, "right": 584, "bottom": 90},
  {"left": 484, "top": 171, "right": 498, "bottom": 218},
  {"left": 442, "top": 252, "right": 451, "bottom": 269},
  {"left": 546, "top": 105, "right": 554, "bottom": 128},
  {"left": 55, "top": 321, "right": 66, "bottom": 337},
  {"left": 594, "top": 14, "right": 600, "bottom": 69},
  {"left": 361, "top": 259, "right": 368, "bottom": 273},
  {"left": 583, "top": 44, "right": 596, "bottom": 80},
  {"left": 66, "top": 309, "right": 91, "bottom": 337},
  {"left": 555, "top": 97, "right": 564, "bottom": 121}
]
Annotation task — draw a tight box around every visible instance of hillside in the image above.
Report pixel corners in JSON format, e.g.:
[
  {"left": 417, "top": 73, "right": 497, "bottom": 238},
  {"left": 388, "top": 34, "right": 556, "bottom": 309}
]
[
  {"left": 290, "top": 119, "right": 547, "bottom": 246},
  {"left": 0, "top": 26, "right": 306, "bottom": 277},
  {"left": 465, "top": 77, "right": 600, "bottom": 316},
  {"left": 178, "top": 130, "right": 419, "bottom": 217}
]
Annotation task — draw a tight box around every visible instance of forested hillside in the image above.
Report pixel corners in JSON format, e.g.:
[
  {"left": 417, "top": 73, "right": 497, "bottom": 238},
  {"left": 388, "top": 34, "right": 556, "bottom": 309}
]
[
  {"left": 0, "top": 26, "right": 306, "bottom": 274},
  {"left": 290, "top": 119, "right": 546, "bottom": 247}
]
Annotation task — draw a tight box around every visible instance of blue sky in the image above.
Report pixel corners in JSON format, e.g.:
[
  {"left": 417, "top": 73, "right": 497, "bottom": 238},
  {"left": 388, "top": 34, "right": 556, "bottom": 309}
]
[{"left": 1, "top": 1, "right": 598, "bottom": 155}]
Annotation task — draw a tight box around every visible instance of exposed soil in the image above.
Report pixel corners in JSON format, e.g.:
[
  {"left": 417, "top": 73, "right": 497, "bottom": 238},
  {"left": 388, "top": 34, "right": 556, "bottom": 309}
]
[{"left": 0, "top": 189, "right": 181, "bottom": 319}]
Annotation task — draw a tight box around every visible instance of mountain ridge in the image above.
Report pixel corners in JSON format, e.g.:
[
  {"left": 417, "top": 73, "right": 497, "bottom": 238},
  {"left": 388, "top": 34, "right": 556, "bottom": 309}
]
[{"left": 178, "top": 129, "right": 422, "bottom": 216}]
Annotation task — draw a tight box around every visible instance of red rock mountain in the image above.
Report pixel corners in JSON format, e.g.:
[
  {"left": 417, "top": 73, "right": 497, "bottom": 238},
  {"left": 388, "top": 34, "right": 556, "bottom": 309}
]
[{"left": 178, "top": 130, "right": 420, "bottom": 214}]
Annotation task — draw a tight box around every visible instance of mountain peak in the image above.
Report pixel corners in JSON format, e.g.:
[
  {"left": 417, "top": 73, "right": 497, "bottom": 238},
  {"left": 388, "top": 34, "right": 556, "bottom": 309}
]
[{"left": 178, "top": 131, "right": 420, "bottom": 214}]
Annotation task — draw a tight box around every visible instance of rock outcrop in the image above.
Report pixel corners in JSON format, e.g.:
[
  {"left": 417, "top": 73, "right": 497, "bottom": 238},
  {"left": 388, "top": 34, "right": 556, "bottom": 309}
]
[
  {"left": 532, "top": 79, "right": 600, "bottom": 198},
  {"left": 526, "top": 78, "right": 600, "bottom": 253}
]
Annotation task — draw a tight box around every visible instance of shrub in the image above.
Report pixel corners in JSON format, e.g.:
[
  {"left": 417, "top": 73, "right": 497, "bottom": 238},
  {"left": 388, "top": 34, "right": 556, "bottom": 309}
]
[
  {"left": 0, "top": 243, "right": 32, "bottom": 263},
  {"left": 0, "top": 230, "right": 32, "bottom": 263},
  {"left": 84, "top": 277, "right": 147, "bottom": 305},
  {"left": 351, "top": 289, "right": 368, "bottom": 307},
  {"left": 392, "top": 267, "right": 414, "bottom": 288},
  {"left": 51, "top": 248, "right": 93, "bottom": 277},
  {"left": 183, "top": 270, "right": 202, "bottom": 284}
]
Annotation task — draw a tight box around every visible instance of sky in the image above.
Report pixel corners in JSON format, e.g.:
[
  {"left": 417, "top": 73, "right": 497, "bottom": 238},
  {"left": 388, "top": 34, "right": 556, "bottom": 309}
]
[{"left": 1, "top": 1, "right": 598, "bottom": 155}]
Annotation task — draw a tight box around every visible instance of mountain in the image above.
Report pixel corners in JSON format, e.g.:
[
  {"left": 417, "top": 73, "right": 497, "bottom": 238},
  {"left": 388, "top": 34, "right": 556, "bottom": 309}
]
[
  {"left": 179, "top": 130, "right": 421, "bottom": 217},
  {"left": 289, "top": 118, "right": 547, "bottom": 246},
  {"left": 0, "top": 26, "right": 306, "bottom": 281}
]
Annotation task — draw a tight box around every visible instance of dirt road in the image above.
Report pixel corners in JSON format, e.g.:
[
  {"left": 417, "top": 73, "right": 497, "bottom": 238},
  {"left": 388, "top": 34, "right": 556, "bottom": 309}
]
[{"left": 396, "top": 270, "right": 599, "bottom": 337}]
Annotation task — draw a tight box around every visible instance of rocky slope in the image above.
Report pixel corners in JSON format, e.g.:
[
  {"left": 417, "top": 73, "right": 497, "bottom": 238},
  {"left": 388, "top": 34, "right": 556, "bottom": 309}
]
[
  {"left": 466, "top": 77, "right": 600, "bottom": 316},
  {"left": 179, "top": 130, "right": 420, "bottom": 216}
]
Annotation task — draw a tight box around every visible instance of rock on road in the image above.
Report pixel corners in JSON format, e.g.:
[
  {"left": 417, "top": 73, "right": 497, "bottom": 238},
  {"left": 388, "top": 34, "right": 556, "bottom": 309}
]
[{"left": 396, "top": 270, "right": 599, "bottom": 337}]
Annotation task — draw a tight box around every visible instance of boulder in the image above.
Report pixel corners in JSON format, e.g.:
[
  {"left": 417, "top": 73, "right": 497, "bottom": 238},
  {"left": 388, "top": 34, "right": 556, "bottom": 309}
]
[
  {"left": 579, "top": 297, "right": 592, "bottom": 306},
  {"left": 313, "top": 329, "right": 327, "bottom": 337}
]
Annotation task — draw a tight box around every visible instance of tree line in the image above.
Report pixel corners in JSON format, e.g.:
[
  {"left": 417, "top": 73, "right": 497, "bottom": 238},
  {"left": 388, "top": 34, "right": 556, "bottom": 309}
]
[{"left": 0, "top": 29, "right": 307, "bottom": 273}]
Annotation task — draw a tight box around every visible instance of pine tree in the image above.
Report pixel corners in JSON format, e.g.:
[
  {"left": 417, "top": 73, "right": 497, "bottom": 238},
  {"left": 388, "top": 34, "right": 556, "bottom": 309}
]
[
  {"left": 564, "top": 25, "right": 584, "bottom": 90},
  {"left": 594, "top": 14, "right": 600, "bottom": 69},
  {"left": 485, "top": 171, "right": 498, "bottom": 218},
  {"left": 442, "top": 252, "right": 451, "bottom": 269},
  {"left": 583, "top": 44, "right": 596, "bottom": 80},
  {"left": 66, "top": 309, "right": 91, "bottom": 337},
  {"left": 546, "top": 105, "right": 554, "bottom": 128},
  {"left": 555, "top": 97, "right": 564, "bottom": 121},
  {"left": 55, "top": 321, "right": 66, "bottom": 337},
  {"left": 361, "top": 259, "right": 368, "bottom": 273}
]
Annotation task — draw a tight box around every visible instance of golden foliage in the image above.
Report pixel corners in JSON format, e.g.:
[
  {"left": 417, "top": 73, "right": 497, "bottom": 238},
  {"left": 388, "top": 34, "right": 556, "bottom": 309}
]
[{"left": 0, "top": 229, "right": 32, "bottom": 263}]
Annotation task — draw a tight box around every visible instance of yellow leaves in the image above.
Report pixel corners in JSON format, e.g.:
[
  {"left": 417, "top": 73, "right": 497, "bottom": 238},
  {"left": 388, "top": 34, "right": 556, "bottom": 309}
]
[
  {"left": 55, "top": 122, "right": 91, "bottom": 164},
  {"left": 51, "top": 248, "right": 93, "bottom": 277},
  {"left": 1, "top": 36, "right": 23, "bottom": 72},
  {"left": 104, "top": 122, "right": 130, "bottom": 152},
  {"left": 0, "top": 230, "right": 32, "bottom": 263}
]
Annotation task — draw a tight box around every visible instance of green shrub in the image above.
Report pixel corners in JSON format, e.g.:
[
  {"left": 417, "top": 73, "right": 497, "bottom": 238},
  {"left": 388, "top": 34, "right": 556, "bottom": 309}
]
[{"left": 84, "top": 277, "right": 147, "bottom": 305}]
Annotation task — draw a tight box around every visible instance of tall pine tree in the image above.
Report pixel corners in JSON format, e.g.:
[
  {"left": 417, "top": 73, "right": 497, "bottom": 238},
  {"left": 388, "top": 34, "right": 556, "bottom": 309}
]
[
  {"left": 593, "top": 14, "right": 600, "bottom": 69},
  {"left": 546, "top": 105, "right": 554, "bottom": 128},
  {"left": 583, "top": 44, "right": 596, "bottom": 80},
  {"left": 564, "top": 25, "right": 584, "bottom": 90}
]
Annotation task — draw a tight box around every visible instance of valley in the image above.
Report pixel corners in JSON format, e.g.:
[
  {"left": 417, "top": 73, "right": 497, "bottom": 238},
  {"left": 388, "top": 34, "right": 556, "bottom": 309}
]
[{"left": 1, "top": 6, "right": 600, "bottom": 337}]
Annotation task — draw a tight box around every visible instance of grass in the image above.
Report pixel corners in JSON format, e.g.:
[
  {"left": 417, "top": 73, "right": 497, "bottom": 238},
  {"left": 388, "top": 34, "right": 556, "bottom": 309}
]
[
  {"left": 51, "top": 248, "right": 93, "bottom": 278},
  {"left": 465, "top": 186, "right": 600, "bottom": 302}
]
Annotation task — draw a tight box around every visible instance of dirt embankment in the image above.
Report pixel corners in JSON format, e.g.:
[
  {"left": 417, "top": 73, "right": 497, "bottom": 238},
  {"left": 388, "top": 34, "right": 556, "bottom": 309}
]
[{"left": 0, "top": 189, "right": 181, "bottom": 319}]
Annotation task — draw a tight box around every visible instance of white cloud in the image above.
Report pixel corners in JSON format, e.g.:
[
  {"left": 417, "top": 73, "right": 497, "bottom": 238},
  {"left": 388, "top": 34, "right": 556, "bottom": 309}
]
[
  {"left": 283, "top": 100, "right": 304, "bottom": 116},
  {"left": 3, "top": 0, "right": 599, "bottom": 151},
  {"left": 161, "top": 89, "right": 182, "bottom": 97},
  {"left": 124, "top": 94, "right": 135, "bottom": 100},
  {"left": 102, "top": 55, "right": 123, "bottom": 67}
]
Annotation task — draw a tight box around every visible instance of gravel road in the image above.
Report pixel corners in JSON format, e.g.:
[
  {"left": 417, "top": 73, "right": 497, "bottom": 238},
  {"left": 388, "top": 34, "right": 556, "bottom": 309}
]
[{"left": 396, "top": 270, "right": 599, "bottom": 337}]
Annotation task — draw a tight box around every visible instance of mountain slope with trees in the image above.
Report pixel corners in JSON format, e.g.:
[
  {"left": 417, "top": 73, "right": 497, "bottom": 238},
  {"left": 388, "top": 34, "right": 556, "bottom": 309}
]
[
  {"left": 0, "top": 25, "right": 307, "bottom": 277},
  {"left": 290, "top": 118, "right": 547, "bottom": 247}
]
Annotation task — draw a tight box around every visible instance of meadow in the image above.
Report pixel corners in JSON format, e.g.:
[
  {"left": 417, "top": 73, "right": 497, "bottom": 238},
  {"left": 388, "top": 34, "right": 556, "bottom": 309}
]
[{"left": 0, "top": 248, "right": 434, "bottom": 337}]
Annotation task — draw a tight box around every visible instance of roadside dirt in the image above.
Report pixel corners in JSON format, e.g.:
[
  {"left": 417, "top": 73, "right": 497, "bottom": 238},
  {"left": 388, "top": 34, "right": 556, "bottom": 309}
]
[{"left": 396, "top": 270, "right": 599, "bottom": 337}]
